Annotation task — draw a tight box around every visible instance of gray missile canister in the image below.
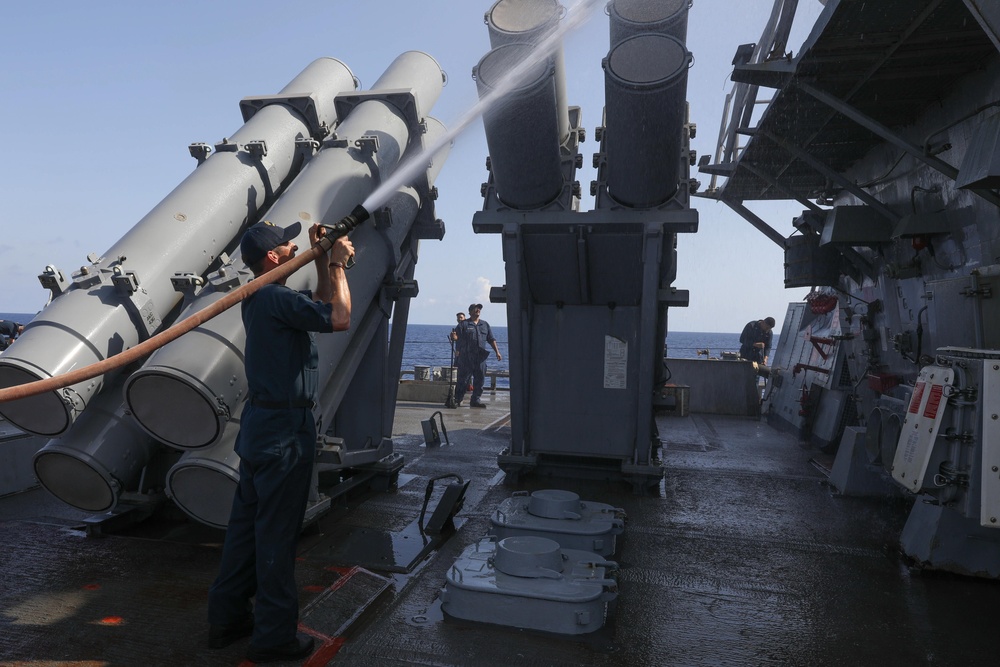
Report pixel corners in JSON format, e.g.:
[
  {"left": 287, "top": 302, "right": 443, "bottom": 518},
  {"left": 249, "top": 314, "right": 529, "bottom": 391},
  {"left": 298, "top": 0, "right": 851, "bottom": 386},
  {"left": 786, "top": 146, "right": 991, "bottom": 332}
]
[
  {"left": 32, "top": 378, "right": 166, "bottom": 513},
  {"left": 147, "top": 122, "right": 451, "bottom": 528},
  {"left": 486, "top": 0, "right": 570, "bottom": 145},
  {"left": 125, "top": 53, "right": 447, "bottom": 449},
  {"left": 603, "top": 33, "right": 690, "bottom": 208},
  {"left": 165, "top": 417, "right": 241, "bottom": 528},
  {"left": 608, "top": 0, "right": 690, "bottom": 45},
  {"left": 475, "top": 43, "right": 563, "bottom": 209},
  {"left": 0, "top": 58, "right": 357, "bottom": 437}
]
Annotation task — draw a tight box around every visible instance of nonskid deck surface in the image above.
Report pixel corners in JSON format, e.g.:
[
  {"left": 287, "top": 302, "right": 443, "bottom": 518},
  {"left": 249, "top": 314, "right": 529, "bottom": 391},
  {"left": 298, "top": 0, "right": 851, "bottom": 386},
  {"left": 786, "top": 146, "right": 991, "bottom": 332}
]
[{"left": 2, "top": 393, "right": 999, "bottom": 666}]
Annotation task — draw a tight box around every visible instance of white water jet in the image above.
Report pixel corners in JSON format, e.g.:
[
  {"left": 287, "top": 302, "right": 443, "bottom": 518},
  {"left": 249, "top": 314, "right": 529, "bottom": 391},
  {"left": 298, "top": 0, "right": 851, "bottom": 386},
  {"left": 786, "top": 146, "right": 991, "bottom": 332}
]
[{"left": 361, "top": 0, "right": 604, "bottom": 213}]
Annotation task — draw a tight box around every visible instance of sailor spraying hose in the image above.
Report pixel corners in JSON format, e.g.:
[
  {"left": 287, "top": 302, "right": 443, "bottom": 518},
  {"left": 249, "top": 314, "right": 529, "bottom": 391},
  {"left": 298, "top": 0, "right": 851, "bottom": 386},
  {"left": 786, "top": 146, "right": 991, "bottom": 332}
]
[{"left": 0, "top": 205, "right": 370, "bottom": 405}]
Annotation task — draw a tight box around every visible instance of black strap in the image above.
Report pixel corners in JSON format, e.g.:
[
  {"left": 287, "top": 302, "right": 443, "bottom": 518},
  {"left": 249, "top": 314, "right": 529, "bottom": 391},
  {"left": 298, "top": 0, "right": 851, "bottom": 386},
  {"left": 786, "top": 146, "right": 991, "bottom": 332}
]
[{"left": 250, "top": 397, "right": 314, "bottom": 410}]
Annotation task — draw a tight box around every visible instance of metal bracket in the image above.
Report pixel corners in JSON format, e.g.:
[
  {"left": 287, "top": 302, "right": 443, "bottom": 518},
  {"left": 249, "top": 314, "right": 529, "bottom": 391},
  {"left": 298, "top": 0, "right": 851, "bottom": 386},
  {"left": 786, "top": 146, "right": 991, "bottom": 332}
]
[
  {"left": 169, "top": 272, "right": 205, "bottom": 297},
  {"left": 961, "top": 285, "right": 993, "bottom": 299},
  {"left": 807, "top": 335, "right": 835, "bottom": 360},
  {"left": 382, "top": 279, "right": 419, "bottom": 301},
  {"left": 188, "top": 142, "right": 212, "bottom": 165},
  {"left": 420, "top": 411, "right": 450, "bottom": 448},
  {"left": 323, "top": 131, "right": 349, "bottom": 149},
  {"left": 658, "top": 287, "right": 690, "bottom": 307},
  {"left": 123, "top": 291, "right": 161, "bottom": 339},
  {"left": 334, "top": 89, "right": 423, "bottom": 138},
  {"left": 213, "top": 138, "right": 239, "bottom": 153},
  {"left": 239, "top": 92, "right": 333, "bottom": 139},
  {"left": 207, "top": 265, "right": 249, "bottom": 293},
  {"left": 111, "top": 267, "right": 141, "bottom": 297},
  {"left": 245, "top": 140, "right": 268, "bottom": 160},
  {"left": 355, "top": 135, "right": 380, "bottom": 156},
  {"left": 295, "top": 137, "right": 321, "bottom": 160},
  {"left": 412, "top": 217, "right": 445, "bottom": 241},
  {"left": 419, "top": 474, "right": 468, "bottom": 535},
  {"left": 38, "top": 265, "right": 69, "bottom": 298},
  {"left": 72, "top": 265, "right": 103, "bottom": 290},
  {"left": 731, "top": 58, "right": 797, "bottom": 88},
  {"left": 489, "top": 285, "right": 507, "bottom": 304}
]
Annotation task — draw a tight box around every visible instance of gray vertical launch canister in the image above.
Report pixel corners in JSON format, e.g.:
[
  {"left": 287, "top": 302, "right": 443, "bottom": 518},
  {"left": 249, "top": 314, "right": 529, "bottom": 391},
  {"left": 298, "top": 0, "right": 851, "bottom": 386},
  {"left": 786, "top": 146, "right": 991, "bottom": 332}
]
[
  {"left": 603, "top": 33, "right": 690, "bottom": 208},
  {"left": 0, "top": 58, "right": 357, "bottom": 437},
  {"left": 32, "top": 378, "right": 166, "bottom": 512},
  {"left": 165, "top": 417, "right": 242, "bottom": 528},
  {"left": 608, "top": 0, "right": 690, "bottom": 45},
  {"left": 475, "top": 43, "right": 563, "bottom": 209},
  {"left": 486, "top": 0, "right": 570, "bottom": 145},
  {"left": 125, "top": 52, "right": 446, "bottom": 450}
]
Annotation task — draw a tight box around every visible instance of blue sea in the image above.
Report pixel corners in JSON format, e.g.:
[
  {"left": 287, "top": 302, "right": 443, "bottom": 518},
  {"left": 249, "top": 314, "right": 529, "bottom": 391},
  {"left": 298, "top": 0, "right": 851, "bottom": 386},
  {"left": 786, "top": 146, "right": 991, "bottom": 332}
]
[
  {"left": 400, "top": 324, "right": 740, "bottom": 389},
  {"left": 1, "top": 312, "right": 739, "bottom": 390}
]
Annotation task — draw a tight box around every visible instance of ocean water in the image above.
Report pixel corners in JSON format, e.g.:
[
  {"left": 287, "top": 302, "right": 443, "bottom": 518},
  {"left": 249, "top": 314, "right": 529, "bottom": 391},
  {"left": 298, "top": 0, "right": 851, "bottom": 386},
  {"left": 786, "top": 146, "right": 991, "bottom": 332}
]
[
  {"left": 0, "top": 312, "right": 740, "bottom": 389},
  {"left": 401, "top": 324, "right": 741, "bottom": 389},
  {"left": 0, "top": 313, "right": 34, "bottom": 323}
]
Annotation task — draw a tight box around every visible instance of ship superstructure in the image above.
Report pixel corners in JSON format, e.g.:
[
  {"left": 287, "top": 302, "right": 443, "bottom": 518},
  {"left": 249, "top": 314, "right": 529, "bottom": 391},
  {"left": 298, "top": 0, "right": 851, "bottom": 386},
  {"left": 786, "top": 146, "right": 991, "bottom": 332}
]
[{"left": 700, "top": 0, "right": 1000, "bottom": 577}]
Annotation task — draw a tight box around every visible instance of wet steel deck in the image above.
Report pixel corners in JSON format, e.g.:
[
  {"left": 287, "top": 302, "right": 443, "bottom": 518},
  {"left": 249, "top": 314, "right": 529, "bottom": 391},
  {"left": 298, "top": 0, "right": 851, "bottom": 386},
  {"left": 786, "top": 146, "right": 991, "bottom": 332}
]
[{"left": 2, "top": 394, "right": 999, "bottom": 666}]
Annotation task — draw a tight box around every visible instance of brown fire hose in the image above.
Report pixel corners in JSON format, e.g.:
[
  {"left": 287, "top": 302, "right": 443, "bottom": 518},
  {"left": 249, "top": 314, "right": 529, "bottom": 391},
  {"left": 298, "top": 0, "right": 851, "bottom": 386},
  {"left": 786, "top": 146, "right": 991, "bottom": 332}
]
[{"left": 0, "top": 205, "right": 369, "bottom": 404}]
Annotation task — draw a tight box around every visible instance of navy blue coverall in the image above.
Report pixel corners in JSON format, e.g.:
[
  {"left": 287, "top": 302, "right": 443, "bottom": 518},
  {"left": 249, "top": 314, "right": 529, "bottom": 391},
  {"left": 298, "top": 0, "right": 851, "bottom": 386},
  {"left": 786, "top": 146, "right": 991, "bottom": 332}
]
[
  {"left": 453, "top": 318, "right": 496, "bottom": 404},
  {"left": 207, "top": 283, "right": 333, "bottom": 651},
  {"left": 739, "top": 320, "right": 772, "bottom": 363}
]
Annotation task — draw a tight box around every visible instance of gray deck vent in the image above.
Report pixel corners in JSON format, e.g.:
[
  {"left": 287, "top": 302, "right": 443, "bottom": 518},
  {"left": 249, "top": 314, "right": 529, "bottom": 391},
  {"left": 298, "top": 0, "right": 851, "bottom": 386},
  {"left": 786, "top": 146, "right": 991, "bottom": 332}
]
[
  {"left": 441, "top": 536, "right": 618, "bottom": 634},
  {"left": 489, "top": 489, "right": 626, "bottom": 556}
]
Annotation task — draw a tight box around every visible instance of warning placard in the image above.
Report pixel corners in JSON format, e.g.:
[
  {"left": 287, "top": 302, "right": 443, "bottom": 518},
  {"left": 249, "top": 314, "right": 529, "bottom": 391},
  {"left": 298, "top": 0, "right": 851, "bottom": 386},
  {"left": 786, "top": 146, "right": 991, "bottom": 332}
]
[{"left": 604, "top": 336, "right": 628, "bottom": 389}]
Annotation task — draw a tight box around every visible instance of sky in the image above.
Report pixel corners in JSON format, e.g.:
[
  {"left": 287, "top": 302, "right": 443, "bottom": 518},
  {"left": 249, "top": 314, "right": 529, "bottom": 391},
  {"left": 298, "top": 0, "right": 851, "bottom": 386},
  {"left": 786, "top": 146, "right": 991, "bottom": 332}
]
[{"left": 0, "top": 0, "right": 826, "bottom": 332}]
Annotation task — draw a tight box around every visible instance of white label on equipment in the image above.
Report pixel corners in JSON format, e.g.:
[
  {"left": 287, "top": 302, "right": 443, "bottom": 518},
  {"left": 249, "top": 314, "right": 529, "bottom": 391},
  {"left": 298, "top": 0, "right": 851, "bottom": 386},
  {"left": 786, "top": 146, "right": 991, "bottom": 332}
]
[
  {"left": 892, "top": 365, "right": 954, "bottom": 492},
  {"left": 980, "top": 360, "right": 1000, "bottom": 528},
  {"left": 604, "top": 336, "right": 628, "bottom": 389}
]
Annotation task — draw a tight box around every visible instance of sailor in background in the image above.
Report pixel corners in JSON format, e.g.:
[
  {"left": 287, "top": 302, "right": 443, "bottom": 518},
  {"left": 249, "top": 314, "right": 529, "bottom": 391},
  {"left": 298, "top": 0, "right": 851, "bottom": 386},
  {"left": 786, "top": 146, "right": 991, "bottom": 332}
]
[
  {"left": 0, "top": 320, "right": 24, "bottom": 351},
  {"left": 449, "top": 303, "right": 501, "bottom": 408},
  {"left": 739, "top": 316, "right": 775, "bottom": 366}
]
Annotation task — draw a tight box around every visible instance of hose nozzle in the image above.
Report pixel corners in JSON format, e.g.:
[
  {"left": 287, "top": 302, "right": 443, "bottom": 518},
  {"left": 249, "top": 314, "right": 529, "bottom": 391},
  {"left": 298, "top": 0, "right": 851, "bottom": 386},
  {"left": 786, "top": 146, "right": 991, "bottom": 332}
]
[{"left": 321, "top": 204, "right": 371, "bottom": 239}]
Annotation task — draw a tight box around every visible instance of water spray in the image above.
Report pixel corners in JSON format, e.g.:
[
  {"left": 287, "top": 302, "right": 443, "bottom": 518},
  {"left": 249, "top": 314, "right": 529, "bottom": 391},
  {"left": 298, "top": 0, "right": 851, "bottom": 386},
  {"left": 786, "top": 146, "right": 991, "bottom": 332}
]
[{"left": 361, "top": 0, "right": 603, "bottom": 213}]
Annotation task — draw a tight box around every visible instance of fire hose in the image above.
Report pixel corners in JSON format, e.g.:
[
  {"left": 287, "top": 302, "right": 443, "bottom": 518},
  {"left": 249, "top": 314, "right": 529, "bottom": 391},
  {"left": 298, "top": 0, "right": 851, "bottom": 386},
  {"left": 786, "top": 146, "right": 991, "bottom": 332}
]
[{"left": 0, "top": 204, "right": 370, "bottom": 404}]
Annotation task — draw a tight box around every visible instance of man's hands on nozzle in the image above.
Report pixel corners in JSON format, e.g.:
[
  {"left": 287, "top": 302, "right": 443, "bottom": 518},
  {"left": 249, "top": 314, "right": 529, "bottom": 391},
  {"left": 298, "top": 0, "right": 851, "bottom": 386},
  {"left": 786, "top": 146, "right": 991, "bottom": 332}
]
[
  {"left": 329, "top": 237, "right": 354, "bottom": 266},
  {"left": 309, "top": 223, "right": 354, "bottom": 266}
]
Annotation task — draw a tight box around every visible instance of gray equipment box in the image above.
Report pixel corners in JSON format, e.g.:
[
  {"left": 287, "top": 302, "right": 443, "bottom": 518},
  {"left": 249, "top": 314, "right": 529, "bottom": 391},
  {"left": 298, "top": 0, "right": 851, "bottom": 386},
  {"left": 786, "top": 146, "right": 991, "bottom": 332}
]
[
  {"left": 489, "top": 489, "right": 626, "bottom": 557},
  {"left": 441, "top": 536, "right": 618, "bottom": 635}
]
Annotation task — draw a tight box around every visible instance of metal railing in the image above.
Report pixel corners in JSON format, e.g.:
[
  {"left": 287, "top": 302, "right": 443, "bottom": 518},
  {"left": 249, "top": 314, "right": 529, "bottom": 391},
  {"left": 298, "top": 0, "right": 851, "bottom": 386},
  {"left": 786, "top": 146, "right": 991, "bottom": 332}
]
[
  {"left": 706, "top": 0, "right": 802, "bottom": 194},
  {"left": 399, "top": 367, "right": 511, "bottom": 393}
]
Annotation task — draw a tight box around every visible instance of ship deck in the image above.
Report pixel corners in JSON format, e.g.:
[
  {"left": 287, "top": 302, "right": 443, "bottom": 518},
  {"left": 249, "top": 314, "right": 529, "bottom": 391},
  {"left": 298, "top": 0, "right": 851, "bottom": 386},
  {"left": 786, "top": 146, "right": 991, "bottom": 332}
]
[{"left": 2, "top": 393, "right": 999, "bottom": 666}]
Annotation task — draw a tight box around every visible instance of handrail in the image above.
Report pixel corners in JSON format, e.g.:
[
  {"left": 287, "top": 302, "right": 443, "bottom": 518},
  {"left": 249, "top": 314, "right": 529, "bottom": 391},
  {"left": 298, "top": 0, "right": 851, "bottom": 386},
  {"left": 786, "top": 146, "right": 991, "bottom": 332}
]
[{"left": 708, "top": 0, "right": 802, "bottom": 194}]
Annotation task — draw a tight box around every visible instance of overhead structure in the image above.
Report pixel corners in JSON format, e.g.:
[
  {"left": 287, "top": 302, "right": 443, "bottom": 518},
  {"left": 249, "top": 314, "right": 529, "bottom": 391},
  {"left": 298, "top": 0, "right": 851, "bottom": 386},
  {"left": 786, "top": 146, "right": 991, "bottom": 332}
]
[{"left": 697, "top": 0, "right": 1000, "bottom": 578}]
